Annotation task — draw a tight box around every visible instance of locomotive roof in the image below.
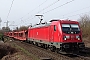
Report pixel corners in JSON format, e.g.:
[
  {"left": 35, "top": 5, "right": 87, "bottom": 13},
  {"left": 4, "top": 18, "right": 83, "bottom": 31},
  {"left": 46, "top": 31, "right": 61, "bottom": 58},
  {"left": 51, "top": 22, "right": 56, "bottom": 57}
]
[
  {"left": 29, "top": 20, "right": 79, "bottom": 29},
  {"left": 31, "top": 23, "right": 51, "bottom": 28},
  {"left": 50, "top": 19, "right": 79, "bottom": 24}
]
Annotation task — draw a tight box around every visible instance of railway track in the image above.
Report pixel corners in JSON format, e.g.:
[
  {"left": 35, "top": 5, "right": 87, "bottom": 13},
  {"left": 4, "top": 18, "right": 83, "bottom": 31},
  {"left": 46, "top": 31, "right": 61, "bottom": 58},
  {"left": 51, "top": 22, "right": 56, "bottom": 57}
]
[
  {"left": 7, "top": 39, "right": 90, "bottom": 60},
  {"left": 63, "top": 53, "right": 90, "bottom": 60},
  {"left": 75, "top": 54, "right": 90, "bottom": 60}
]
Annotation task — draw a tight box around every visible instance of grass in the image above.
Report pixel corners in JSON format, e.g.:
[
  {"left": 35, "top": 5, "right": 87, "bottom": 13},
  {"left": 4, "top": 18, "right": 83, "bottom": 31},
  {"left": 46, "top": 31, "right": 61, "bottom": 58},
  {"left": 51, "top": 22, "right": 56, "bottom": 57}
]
[
  {"left": 4, "top": 37, "right": 10, "bottom": 42},
  {"left": 12, "top": 43, "right": 40, "bottom": 60}
]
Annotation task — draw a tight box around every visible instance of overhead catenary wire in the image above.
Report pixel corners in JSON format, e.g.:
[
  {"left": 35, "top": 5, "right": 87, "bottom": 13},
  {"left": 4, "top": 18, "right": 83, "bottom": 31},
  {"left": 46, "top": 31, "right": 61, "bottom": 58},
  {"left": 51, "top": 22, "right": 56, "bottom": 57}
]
[
  {"left": 64, "top": 11, "right": 90, "bottom": 19},
  {"left": 61, "top": 6, "right": 90, "bottom": 18},
  {"left": 24, "top": 16, "right": 36, "bottom": 25},
  {"left": 6, "top": 0, "right": 15, "bottom": 21},
  {"left": 43, "top": 0, "right": 75, "bottom": 14},
  {"left": 17, "top": 15, "right": 36, "bottom": 27},
  {"left": 20, "top": 0, "right": 48, "bottom": 19},
  {"left": 37, "top": 0, "right": 60, "bottom": 13}
]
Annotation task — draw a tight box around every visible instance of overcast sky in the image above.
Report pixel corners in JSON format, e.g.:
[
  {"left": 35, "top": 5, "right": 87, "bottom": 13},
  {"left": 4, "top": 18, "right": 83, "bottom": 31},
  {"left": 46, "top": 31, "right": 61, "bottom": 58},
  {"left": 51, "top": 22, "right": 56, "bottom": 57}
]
[{"left": 0, "top": 0, "right": 90, "bottom": 30}]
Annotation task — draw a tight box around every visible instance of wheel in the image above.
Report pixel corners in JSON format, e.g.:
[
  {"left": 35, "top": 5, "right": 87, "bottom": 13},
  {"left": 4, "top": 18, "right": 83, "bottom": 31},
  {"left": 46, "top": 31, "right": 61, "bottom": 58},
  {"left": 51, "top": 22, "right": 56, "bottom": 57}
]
[
  {"left": 44, "top": 44, "right": 47, "bottom": 49},
  {"left": 56, "top": 48, "right": 60, "bottom": 53},
  {"left": 50, "top": 46, "right": 56, "bottom": 52}
]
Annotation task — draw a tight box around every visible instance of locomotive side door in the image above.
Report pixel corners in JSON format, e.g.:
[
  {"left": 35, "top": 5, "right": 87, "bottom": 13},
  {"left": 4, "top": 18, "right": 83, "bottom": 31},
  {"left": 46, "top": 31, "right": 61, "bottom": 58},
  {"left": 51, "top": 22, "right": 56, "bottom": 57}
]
[{"left": 49, "top": 25, "right": 54, "bottom": 42}]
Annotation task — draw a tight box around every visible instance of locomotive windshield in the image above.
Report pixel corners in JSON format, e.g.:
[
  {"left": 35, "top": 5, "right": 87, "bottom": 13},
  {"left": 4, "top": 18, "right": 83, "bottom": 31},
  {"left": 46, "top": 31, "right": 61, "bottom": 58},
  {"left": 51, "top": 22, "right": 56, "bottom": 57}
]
[{"left": 62, "top": 24, "right": 80, "bottom": 34}]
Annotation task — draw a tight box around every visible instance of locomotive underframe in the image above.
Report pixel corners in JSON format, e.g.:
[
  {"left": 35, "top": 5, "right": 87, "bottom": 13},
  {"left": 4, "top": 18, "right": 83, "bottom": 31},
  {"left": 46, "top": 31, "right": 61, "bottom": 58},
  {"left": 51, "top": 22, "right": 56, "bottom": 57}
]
[
  {"left": 27, "top": 38, "right": 85, "bottom": 53},
  {"left": 59, "top": 42, "right": 85, "bottom": 53}
]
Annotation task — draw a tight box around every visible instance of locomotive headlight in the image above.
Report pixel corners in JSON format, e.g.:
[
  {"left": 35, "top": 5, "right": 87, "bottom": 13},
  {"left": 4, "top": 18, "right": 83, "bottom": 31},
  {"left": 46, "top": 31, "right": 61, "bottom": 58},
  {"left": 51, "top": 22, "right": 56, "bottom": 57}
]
[
  {"left": 63, "top": 36, "right": 70, "bottom": 40},
  {"left": 76, "top": 36, "right": 80, "bottom": 40},
  {"left": 63, "top": 36, "right": 66, "bottom": 40}
]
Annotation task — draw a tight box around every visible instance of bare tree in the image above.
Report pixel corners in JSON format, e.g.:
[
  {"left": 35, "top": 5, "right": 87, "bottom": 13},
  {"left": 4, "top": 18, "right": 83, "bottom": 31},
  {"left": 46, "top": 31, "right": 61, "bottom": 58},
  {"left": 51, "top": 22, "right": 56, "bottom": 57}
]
[
  {"left": 18, "top": 26, "right": 28, "bottom": 31},
  {"left": 78, "top": 14, "right": 90, "bottom": 38},
  {"left": 79, "top": 14, "right": 90, "bottom": 27}
]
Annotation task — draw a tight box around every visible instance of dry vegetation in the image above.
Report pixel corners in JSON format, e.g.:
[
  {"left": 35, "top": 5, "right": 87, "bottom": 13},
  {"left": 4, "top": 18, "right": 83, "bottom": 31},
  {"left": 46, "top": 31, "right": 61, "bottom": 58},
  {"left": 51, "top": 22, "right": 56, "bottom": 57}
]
[
  {"left": 0, "top": 43, "right": 17, "bottom": 59},
  {"left": 0, "top": 41, "right": 34, "bottom": 60},
  {"left": 79, "top": 14, "right": 90, "bottom": 43}
]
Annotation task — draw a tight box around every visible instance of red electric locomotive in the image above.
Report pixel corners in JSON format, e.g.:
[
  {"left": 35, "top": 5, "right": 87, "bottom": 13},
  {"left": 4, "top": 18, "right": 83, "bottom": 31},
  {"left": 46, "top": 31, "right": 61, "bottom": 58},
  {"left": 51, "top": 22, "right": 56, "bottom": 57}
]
[{"left": 27, "top": 20, "right": 85, "bottom": 53}]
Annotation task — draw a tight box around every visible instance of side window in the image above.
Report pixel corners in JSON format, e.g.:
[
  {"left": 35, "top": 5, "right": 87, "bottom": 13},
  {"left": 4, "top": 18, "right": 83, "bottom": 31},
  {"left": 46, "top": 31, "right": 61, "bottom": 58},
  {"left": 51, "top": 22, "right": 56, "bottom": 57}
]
[{"left": 54, "top": 25, "right": 56, "bottom": 31}]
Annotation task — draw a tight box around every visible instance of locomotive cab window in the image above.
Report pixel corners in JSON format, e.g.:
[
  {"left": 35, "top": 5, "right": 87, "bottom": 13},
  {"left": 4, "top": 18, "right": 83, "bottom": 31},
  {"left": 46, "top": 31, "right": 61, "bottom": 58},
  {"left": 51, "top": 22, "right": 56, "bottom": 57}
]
[
  {"left": 54, "top": 25, "right": 56, "bottom": 31},
  {"left": 62, "top": 24, "right": 80, "bottom": 34}
]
